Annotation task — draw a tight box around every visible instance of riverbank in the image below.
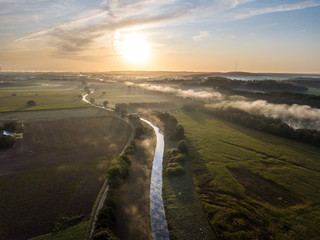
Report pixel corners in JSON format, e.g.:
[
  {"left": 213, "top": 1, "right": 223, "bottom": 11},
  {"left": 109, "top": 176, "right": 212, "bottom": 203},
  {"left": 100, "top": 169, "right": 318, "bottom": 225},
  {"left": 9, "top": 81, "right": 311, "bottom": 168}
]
[
  {"left": 162, "top": 137, "right": 215, "bottom": 240},
  {"left": 114, "top": 121, "right": 156, "bottom": 240}
]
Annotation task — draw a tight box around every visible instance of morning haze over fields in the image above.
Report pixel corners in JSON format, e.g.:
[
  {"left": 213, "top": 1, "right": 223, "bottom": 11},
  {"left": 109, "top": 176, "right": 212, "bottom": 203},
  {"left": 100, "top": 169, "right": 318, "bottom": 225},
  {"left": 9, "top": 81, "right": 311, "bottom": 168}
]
[{"left": 1, "top": 1, "right": 320, "bottom": 240}]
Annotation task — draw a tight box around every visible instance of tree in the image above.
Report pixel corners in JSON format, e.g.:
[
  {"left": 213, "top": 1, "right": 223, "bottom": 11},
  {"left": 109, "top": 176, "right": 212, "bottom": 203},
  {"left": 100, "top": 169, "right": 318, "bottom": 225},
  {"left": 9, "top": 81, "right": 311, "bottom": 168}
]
[
  {"left": 177, "top": 140, "right": 188, "bottom": 154},
  {"left": 89, "top": 98, "right": 95, "bottom": 104},
  {"left": 174, "top": 124, "right": 185, "bottom": 140},
  {"left": 27, "top": 100, "right": 36, "bottom": 107},
  {"left": 3, "top": 121, "right": 17, "bottom": 132},
  {"left": 0, "top": 135, "right": 15, "bottom": 149},
  {"left": 103, "top": 100, "right": 109, "bottom": 107}
]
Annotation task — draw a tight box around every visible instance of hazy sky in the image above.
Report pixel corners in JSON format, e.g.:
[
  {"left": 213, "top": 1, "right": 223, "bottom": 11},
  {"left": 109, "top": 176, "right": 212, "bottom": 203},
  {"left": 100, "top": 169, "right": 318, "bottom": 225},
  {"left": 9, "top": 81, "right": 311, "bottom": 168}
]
[{"left": 0, "top": 0, "right": 320, "bottom": 72}]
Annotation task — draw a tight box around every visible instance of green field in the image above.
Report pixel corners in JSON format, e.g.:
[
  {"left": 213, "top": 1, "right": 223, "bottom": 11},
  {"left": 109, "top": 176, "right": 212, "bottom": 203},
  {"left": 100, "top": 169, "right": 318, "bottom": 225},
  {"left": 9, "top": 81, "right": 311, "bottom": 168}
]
[
  {"left": 0, "top": 90, "right": 89, "bottom": 112},
  {"left": 173, "top": 111, "right": 320, "bottom": 240},
  {"left": 0, "top": 80, "right": 89, "bottom": 112},
  {"left": 89, "top": 82, "right": 183, "bottom": 110},
  {"left": 162, "top": 138, "right": 215, "bottom": 240},
  {"left": 30, "top": 221, "right": 88, "bottom": 240}
]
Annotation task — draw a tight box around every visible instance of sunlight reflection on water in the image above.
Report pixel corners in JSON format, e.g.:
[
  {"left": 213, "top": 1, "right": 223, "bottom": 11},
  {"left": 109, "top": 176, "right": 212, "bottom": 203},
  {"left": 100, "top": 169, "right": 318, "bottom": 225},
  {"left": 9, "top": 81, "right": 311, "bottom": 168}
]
[{"left": 140, "top": 118, "right": 169, "bottom": 240}]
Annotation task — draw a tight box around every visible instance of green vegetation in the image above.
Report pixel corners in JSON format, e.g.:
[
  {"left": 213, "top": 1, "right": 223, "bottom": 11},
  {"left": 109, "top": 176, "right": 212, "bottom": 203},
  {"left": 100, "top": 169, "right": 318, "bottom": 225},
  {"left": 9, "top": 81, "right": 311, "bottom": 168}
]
[
  {"left": 203, "top": 107, "right": 320, "bottom": 148},
  {"left": 27, "top": 99, "right": 37, "bottom": 106},
  {"left": 88, "top": 82, "right": 183, "bottom": 111},
  {"left": 0, "top": 121, "right": 17, "bottom": 149},
  {"left": 53, "top": 215, "right": 85, "bottom": 232},
  {"left": 30, "top": 221, "right": 88, "bottom": 240},
  {"left": 0, "top": 90, "right": 89, "bottom": 112},
  {"left": 162, "top": 136, "right": 215, "bottom": 239},
  {"left": 173, "top": 111, "right": 320, "bottom": 239}
]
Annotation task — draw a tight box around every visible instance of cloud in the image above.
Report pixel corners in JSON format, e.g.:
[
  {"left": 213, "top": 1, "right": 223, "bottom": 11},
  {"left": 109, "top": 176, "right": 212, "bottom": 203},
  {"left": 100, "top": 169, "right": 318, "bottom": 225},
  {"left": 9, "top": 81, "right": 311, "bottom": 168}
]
[
  {"left": 14, "top": 0, "right": 252, "bottom": 56},
  {"left": 207, "top": 100, "right": 320, "bottom": 129},
  {"left": 12, "top": 0, "right": 320, "bottom": 57},
  {"left": 228, "top": 1, "right": 320, "bottom": 20},
  {"left": 192, "top": 31, "right": 210, "bottom": 41}
]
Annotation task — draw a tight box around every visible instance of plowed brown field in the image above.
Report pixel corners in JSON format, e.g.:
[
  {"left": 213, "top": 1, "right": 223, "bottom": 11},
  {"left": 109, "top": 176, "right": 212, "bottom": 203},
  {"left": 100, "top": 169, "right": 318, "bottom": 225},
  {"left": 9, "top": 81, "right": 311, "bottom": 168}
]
[
  {"left": 0, "top": 116, "right": 131, "bottom": 175},
  {"left": 0, "top": 116, "right": 132, "bottom": 240}
]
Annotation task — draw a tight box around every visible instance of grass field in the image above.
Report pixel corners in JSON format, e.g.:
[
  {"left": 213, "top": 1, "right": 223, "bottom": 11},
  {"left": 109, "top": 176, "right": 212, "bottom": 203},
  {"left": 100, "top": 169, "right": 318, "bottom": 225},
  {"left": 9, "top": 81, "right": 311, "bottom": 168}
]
[
  {"left": 173, "top": 111, "right": 320, "bottom": 240},
  {"left": 89, "top": 82, "right": 183, "bottom": 111},
  {"left": 0, "top": 90, "right": 89, "bottom": 112},
  {"left": 0, "top": 116, "right": 132, "bottom": 240},
  {"left": 162, "top": 138, "right": 215, "bottom": 240},
  {"left": 30, "top": 221, "right": 88, "bottom": 240}
]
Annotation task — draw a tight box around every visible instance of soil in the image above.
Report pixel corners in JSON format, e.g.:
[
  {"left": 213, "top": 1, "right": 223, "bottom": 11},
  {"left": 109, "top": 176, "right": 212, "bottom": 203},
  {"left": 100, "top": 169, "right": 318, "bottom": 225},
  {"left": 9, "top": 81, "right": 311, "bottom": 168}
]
[
  {"left": 0, "top": 116, "right": 131, "bottom": 175},
  {"left": 115, "top": 123, "right": 156, "bottom": 240},
  {"left": 227, "top": 167, "right": 302, "bottom": 207}
]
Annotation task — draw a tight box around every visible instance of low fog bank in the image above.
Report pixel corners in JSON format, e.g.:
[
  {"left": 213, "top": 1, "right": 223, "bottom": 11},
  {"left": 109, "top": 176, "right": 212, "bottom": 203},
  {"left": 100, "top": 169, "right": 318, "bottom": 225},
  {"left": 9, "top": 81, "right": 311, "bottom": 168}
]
[
  {"left": 125, "top": 81, "right": 320, "bottom": 130},
  {"left": 125, "top": 82, "right": 223, "bottom": 101},
  {"left": 207, "top": 100, "right": 320, "bottom": 130}
]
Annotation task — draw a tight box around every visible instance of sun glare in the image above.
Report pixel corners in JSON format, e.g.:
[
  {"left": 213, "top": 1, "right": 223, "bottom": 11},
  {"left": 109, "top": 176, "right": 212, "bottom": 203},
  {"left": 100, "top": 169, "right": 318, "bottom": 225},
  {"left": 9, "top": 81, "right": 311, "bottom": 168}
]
[{"left": 119, "top": 33, "right": 150, "bottom": 65}]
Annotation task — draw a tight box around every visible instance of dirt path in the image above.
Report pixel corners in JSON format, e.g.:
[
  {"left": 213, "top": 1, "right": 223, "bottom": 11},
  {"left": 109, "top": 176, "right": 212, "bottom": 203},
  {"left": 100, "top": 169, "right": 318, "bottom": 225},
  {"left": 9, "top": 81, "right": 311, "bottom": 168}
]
[{"left": 115, "top": 123, "right": 156, "bottom": 240}]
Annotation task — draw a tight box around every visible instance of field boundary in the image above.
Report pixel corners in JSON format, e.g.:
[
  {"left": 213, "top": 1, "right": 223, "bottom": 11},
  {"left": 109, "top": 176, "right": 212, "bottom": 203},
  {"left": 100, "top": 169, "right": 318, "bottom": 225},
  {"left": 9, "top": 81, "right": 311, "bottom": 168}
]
[{"left": 0, "top": 105, "right": 92, "bottom": 114}]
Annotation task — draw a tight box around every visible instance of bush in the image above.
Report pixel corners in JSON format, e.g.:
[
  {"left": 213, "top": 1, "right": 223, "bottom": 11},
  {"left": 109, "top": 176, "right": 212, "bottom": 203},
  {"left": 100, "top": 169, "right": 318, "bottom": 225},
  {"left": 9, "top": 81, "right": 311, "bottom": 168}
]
[
  {"left": 91, "top": 228, "right": 119, "bottom": 240},
  {"left": 167, "top": 148, "right": 179, "bottom": 157},
  {"left": 178, "top": 140, "right": 188, "bottom": 154},
  {"left": 120, "top": 154, "right": 131, "bottom": 166},
  {"left": 166, "top": 165, "right": 185, "bottom": 176},
  {"left": 27, "top": 100, "right": 36, "bottom": 107},
  {"left": 53, "top": 214, "right": 84, "bottom": 232},
  {"left": 107, "top": 166, "right": 121, "bottom": 179},
  {"left": 103, "top": 100, "right": 108, "bottom": 107},
  {"left": 0, "top": 135, "right": 15, "bottom": 149},
  {"left": 167, "top": 162, "right": 180, "bottom": 168},
  {"left": 169, "top": 153, "right": 187, "bottom": 164},
  {"left": 134, "top": 126, "right": 144, "bottom": 139},
  {"left": 173, "top": 124, "right": 185, "bottom": 140},
  {"left": 2, "top": 121, "right": 17, "bottom": 132},
  {"left": 90, "top": 98, "right": 95, "bottom": 104}
]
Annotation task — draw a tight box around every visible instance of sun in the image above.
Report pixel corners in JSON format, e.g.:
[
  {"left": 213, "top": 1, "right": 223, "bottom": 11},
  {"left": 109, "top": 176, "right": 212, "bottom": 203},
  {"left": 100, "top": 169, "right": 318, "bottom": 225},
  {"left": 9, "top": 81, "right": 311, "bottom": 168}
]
[{"left": 118, "top": 33, "right": 150, "bottom": 65}]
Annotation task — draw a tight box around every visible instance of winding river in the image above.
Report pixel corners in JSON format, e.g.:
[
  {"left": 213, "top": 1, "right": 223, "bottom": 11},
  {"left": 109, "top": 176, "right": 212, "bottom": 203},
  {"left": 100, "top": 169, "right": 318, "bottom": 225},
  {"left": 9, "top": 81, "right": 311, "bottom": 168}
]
[
  {"left": 140, "top": 119, "right": 170, "bottom": 240},
  {"left": 83, "top": 92, "right": 169, "bottom": 239}
]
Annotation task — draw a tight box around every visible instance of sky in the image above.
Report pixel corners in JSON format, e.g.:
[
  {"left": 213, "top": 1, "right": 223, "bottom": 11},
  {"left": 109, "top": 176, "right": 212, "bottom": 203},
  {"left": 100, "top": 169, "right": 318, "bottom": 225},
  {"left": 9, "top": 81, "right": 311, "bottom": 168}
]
[{"left": 0, "top": 0, "right": 320, "bottom": 73}]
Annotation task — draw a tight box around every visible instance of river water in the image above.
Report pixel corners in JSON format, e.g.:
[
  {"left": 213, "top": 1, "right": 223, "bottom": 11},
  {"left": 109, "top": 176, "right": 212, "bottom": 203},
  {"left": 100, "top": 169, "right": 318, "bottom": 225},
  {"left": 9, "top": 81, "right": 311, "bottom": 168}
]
[
  {"left": 140, "top": 118, "right": 169, "bottom": 240},
  {"left": 82, "top": 92, "right": 169, "bottom": 239}
]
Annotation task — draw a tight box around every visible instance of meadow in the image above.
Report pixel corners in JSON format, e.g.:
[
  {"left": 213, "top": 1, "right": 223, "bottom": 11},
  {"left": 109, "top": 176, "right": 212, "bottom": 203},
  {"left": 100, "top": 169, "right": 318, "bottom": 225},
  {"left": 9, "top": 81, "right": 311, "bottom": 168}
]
[
  {"left": 89, "top": 82, "right": 183, "bottom": 111},
  {"left": 173, "top": 111, "right": 320, "bottom": 240},
  {"left": 0, "top": 80, "right": 88, "bottom": 112}
]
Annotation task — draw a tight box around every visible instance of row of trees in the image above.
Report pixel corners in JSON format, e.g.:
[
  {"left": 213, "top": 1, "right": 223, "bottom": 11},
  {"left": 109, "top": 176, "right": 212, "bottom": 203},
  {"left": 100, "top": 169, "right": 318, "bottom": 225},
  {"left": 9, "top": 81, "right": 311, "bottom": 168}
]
[
  {"left": 0, "top": 121, "right": 17, "bottom": 149},
  {"left": 152, "top": 111, "right": 189, "bottom": 176},
  {"left": 197, "top": 77, "right": 308, "bottom": 93},
  {"left": 230, "top": 90, "right": 320, "bottom": 109},
  {"left": 202, "top": 107, "right": 320, "bottom": 147},
  {"left": 92, "top": 114, "right": 148, "bottom": 240}
]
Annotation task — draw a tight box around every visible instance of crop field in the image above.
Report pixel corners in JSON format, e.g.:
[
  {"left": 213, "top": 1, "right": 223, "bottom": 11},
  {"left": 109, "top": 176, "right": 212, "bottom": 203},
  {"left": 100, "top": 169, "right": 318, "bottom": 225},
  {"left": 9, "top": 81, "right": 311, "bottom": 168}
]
[
  {"left": 89, "top": 82, "right": 183, "bottom": 111},
  {"left": 0, "top": 116, "right": 132, "bottom": 240},
  {"left": 173, "top": 111, "right": 320, "bottom": 240},
  {"left": 0, "top": 116, "right": 131, "bottom": 175}
]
